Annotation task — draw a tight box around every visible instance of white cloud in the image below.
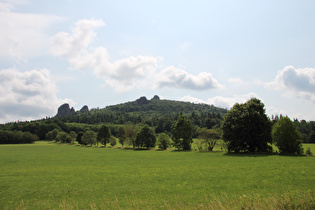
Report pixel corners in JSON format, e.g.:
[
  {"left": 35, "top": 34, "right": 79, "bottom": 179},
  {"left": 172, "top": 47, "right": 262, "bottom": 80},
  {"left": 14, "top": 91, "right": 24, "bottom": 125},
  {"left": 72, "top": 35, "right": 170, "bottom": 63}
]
[
  {"left": 0, "top": 1, "right": 63, "bottom": 60},
  {"left": 206, "top": 93, "right": 259, "bottom": 109},
  {"left": 51, "top": 19, "right": 223, "bottom": 93},
  {"left": 179, "top": 95, "right": 206, "bottom": 104},
  {"left": 265, "top": 66, "right": 315, "bottom": 102},
  {"left": 50, "top": 19, "right": 159, "bottom": 92},
  {"left": 50, "top": 19, "right": 105, "bottom": 58},
  {"left": 156, "top": 66, "right": 224, "bottom": 90},
  {"left": 179, "top": 93, "right": 259, "bottom": 109},
  {"left": 0, "top": 68, "right": 73, "bottom": 123}
]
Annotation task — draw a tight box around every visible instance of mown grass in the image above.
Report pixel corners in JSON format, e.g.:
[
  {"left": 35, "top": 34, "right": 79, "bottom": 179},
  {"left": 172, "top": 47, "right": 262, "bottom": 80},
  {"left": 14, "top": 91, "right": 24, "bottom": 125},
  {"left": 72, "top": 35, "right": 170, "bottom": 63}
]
[{"left": 0, "top": 141, "right": 314, "bottom": 209}]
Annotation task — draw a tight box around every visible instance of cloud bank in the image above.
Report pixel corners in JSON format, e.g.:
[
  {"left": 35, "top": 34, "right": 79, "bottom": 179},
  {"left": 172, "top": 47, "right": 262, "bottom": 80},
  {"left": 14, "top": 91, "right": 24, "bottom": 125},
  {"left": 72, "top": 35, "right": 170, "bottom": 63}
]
[
  {"left": 0, "top": 68, "right": 73, "bottom": 123},
  {"left": 50, "top": 19, "right": 223, "bottom": 92},
  {"left": 180, "top": 93, "right": 259, "bottom": 109},
  {"left": 266, "top": 66, "right": 315, "bottom": 102}
]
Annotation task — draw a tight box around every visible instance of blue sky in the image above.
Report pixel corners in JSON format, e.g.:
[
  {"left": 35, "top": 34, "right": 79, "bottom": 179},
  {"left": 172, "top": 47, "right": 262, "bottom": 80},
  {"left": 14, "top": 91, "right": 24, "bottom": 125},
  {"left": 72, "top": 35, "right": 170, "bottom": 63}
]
[{"left": 1, "top": 0, "right": 315, "bottom": 123}]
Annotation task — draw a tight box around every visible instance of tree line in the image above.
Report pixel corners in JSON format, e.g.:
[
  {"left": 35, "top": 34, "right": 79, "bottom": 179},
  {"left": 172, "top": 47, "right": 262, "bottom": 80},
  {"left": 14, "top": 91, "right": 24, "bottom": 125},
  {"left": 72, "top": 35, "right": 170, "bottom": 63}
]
[
  {"left": 0, "top": 130, "right": 39, "bottom": 144},
  {"left": 45, "top": 116, "right": 220, "bottom": 152},
  {"left": 222, "top": 98, "right": 305, "bottom": 154},
  {"left": 43, "top": 98, "right": 305, "bottom": 155},
  {"left": 0, "top": 97, "right": 314, "bottom": 153}
]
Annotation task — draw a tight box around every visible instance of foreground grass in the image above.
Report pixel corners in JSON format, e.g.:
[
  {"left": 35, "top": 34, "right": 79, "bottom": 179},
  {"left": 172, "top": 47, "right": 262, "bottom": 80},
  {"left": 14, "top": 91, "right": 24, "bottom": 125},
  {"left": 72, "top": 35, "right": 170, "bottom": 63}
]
[{"left": 0, "top": 142, "right": 314, "bottom": 209}]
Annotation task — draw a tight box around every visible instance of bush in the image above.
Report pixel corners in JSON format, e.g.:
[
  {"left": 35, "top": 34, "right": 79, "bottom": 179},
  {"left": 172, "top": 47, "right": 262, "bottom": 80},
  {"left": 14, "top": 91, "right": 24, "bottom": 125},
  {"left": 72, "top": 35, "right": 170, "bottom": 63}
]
[
  {"left": 157, "top": 133, "right": 172, "bottom": 150},
  {"left": 56, "top": 132, "right": 68, "bottom": 143},
  {"left": 305, "top": 148, "right": 313, "bottom": 156},
  {"left": 109, "top": 136, "right": 117, "bottom": 147},
  {"left": 81, "top": 130, "right": 96, "bottom": 146}
]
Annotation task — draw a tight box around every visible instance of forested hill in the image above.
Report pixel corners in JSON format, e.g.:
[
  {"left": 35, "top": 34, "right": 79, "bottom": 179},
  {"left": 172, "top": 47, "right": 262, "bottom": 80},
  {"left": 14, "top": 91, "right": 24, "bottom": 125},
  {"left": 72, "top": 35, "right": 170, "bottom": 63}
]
[
  {"left": 106, "top": 96, "right": 227, "bottom": 116},
  {"left": 56, "top": 95, "right": 228, "bottom": 125}
]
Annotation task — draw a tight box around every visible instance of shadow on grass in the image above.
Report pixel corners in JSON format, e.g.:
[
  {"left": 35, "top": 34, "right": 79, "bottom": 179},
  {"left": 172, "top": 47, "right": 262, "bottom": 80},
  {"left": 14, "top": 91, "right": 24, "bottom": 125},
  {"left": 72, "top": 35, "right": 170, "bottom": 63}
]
[{"left": 223, "top": 152, "right": 276, "bottom": 157}]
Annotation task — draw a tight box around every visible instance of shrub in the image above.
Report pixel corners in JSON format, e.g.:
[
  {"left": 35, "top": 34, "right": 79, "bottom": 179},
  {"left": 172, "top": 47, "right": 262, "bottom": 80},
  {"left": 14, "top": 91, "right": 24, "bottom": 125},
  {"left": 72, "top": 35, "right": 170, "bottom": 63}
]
[
  {"left": 56, "top": 132, "right": 68, "bottom": 143},
  {"left": 157, "top": 133, "right": 172, "bottom": 150},
  {"left": 109, "top": 136, "right": 117, "bottom": 147},
  {"left": 306, "top": 148, "right": 313, "bottom": 156}
]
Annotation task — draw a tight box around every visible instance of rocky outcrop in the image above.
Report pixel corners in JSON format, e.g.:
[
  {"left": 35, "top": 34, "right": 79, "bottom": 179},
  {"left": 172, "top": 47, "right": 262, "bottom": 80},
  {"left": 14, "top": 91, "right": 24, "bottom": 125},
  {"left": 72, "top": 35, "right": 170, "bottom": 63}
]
[
  {"left": 151, "top": 95, "right": 160, "bottom": 100},
  {"left": 56, "top": 103, "right": 75, "bottom": 117},
  {"left": 80, "top": 105, "right": 89, "bottom": 113},
  {"left": 136, "top": 96, "right": 149, "bottom": 105}
]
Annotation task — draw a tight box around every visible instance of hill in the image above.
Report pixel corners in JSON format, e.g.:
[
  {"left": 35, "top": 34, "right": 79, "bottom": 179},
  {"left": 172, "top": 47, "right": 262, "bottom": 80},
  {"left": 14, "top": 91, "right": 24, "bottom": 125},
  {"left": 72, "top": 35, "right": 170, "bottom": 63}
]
[
  {"left": 0, "top": 95, "right": 228, "bottom": 141},
  {"left": 56, "top": 95, "right": 228, "bottom": 126}
]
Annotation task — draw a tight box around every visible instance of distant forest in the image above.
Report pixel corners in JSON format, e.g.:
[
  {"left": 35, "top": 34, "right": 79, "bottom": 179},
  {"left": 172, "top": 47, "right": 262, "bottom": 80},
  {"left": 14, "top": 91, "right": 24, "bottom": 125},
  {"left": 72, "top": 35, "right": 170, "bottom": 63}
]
[{"left": 0, "top": 96, "right": 314, "bottom": 144}]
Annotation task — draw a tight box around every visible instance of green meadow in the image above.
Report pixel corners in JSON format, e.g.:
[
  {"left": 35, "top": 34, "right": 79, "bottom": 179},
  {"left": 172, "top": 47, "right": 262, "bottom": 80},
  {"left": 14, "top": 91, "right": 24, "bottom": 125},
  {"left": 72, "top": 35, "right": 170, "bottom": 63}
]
[{"left": 0, "top": 142, "right": 314, "bottom": 209}]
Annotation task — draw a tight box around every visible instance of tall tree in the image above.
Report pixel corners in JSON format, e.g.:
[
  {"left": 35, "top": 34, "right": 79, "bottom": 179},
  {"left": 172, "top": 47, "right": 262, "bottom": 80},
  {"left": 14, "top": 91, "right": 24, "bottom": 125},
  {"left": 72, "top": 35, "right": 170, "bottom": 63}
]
[
  {"left": 272, "top": 117, "right": 303, "bottom": 154},
  {"left": 135, "top": 125, "right": 156, "bottom": 149},
  {"left": 222, "top": 98, "right": 272, "bottom": 153},
  {"left": 172, "top": 115, "right": 193, "bottom": 150},
  {"left": 76, "top": 131, "right": 84, "bottom": 145},
  {"left": 117, "top": 126, "right": 127, "bottom": 147},
  {"left": 125, "top": 124, "right": 138, "bottom": 148},
  {"left": 97, "top": 125, "right": 111, "bottom": 147}
]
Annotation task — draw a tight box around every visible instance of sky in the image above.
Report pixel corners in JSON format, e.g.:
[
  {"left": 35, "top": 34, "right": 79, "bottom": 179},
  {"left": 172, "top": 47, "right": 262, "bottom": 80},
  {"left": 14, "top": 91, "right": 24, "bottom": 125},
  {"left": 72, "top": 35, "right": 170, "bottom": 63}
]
[{"left": 1, "top": 0, "right": 315, "bottom": 123}]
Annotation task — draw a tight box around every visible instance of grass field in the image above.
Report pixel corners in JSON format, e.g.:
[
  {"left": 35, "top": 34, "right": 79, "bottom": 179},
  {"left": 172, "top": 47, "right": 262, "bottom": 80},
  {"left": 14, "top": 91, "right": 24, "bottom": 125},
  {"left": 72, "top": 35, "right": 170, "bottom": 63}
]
[{"left": 0, "top": 141, "right": 314, "bottom": 209}]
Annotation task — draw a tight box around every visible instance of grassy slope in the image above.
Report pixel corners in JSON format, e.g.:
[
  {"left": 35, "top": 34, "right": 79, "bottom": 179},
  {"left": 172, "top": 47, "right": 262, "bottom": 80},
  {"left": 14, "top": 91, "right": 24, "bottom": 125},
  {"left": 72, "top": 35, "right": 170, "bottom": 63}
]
[{"left": 0, "top": 142, "right": 314, "bottom": 209}]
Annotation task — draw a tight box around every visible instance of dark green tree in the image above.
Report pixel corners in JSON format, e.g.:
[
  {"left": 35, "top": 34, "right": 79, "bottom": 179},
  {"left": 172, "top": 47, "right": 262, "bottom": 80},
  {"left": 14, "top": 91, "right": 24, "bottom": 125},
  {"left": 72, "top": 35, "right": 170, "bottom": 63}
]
[
  {"left": 82, "top": 130, "right": 96, "bottom": 146},
  {"left": 135, "top": 125, "right": 156, "bottom": 149},
  {"left": 97, "top": 125, "right": 111, "bottom": 147},
  {"left": 222, "top": 98, "right": 272, "bottom": 153},
  {"left": 56, "top": 132, "right": 68, "bottom": 143},
  {"left": 65, "top": 131, "right": 77, "bottom": 144},
  {"left": 117, "top": 126, "right": 127, "bottom": 147},
  {"left": 272, "top": 117, "right": 303, "bottom": 154},
  {"left": 172, "top": 115, "right": 193, "bottom": 150},
  {"left": 46, "top": 128, "right": 59, "bottom": 141},
  {"left": 76, "top": 131, "right": 84, "bottom": 145}
]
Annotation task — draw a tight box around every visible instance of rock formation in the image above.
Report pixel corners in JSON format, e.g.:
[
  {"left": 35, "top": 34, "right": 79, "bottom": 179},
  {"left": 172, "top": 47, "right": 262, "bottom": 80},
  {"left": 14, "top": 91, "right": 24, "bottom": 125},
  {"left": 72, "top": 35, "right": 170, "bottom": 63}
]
[
  {"left": 151, "top": 95, "right": 160, "bottom": 100},
  {"left": 136, "top": 96, "right": 149, "bottom": 105},
  {"left": 80, "top": 105, "right": 89, "bottom": 113},
  {"left": 56, "top": 103, "right": 75, "bottom": 117}
]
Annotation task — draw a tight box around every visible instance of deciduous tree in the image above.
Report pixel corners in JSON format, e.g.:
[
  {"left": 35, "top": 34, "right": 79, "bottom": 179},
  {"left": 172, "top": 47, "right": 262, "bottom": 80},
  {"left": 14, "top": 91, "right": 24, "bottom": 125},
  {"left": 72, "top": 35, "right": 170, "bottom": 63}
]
[
  {"left": 56, "top": 132, "right": 68, "bottom": 143},
  {"left": 198, "top": 128, "right": 221, "bottom": 151},
  {"left": 272, "top": 117, "right": 303, "bottom": 154},
  {"left": 97, "top": 125, "right": 111, "bottom": 147},
  {"left": 222, "top": 98, "right": 272, "bottom": 153},
  {"left": 117, "top": 126, "right": 127, "bottom": 147},
  {"left": 172, "top": 116, "right": 193, "bottom": 150},
  {"left": 82, "top": 130, "right": 96, "bottom": 146},
  {"left": 125, "top": 123, "right": 138, "bottom": 148},
  {"left": 135, "top": 125, "right": 156, "bottom": 149},
  {"left": 156, "top": 133, "right": 172, "bottom": 150}
]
